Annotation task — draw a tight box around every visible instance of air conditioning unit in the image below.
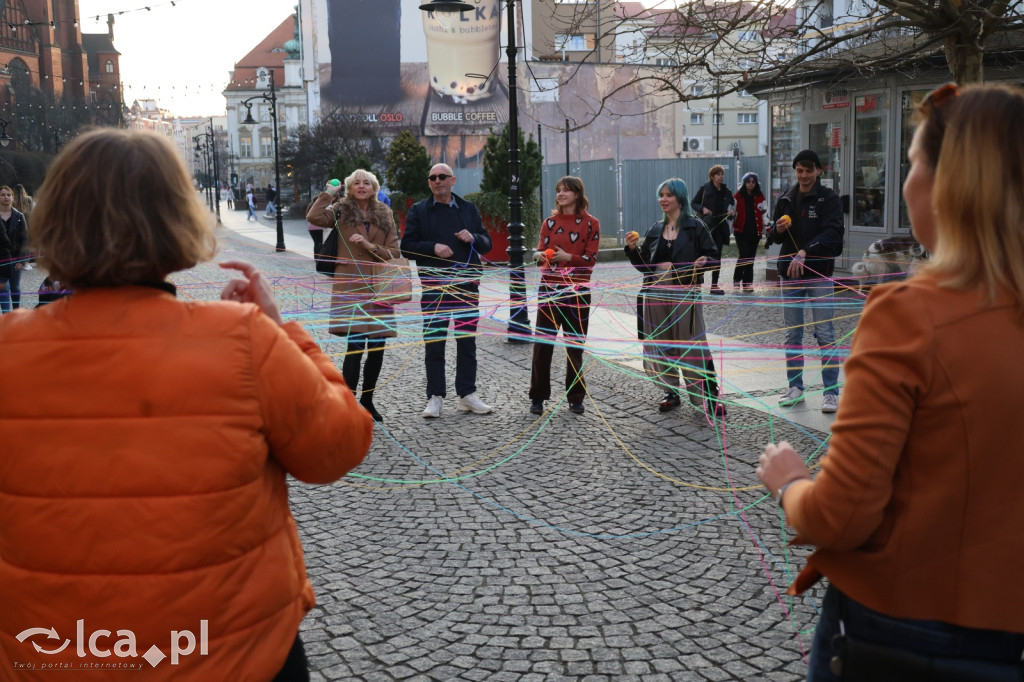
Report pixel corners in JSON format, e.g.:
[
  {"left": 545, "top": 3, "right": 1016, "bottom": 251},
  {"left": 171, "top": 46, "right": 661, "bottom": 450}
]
[
  {"left": 685, "top": 137, "right": 704, "bottom": 152},
  {"left": 731, "top": 141, "right": 741, "bottom": 151}
]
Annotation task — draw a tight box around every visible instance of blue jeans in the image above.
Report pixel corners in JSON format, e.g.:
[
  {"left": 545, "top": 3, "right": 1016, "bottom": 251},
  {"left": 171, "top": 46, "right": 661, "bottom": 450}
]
[
  {"left": 781, "top": 278, "right": 839, "bottom": 396},
  {"left": 420, "top": 282, "right": 479, "bottom": 399},
  {"left": 809, "top": 585, "right": 1024, "bottom": 681},
  {"left": 0, "top": 277, "right": 9, "bottom": 313}
]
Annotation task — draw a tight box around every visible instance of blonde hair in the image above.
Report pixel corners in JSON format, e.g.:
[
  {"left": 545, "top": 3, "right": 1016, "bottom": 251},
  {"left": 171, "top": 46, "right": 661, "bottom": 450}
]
[
  {"left": 919, "top": 84, "right": 1024, "bottom": 313},
  {"left": 344, "top": 168, "right": 381, "bottom": 197},
  {"left": 31, "top": 128, "right": 216, "bottom": 287}
]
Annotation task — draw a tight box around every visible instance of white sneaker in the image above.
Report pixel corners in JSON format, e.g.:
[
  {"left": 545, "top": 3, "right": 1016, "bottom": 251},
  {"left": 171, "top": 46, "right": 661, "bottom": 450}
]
[
  {"left": 779, "top": 387, "right": 805, "bottom": 407},
  {"left": 422, "top": 395, "right": 443, "bottom": 419},
  {"left": 457, "top": 393, "right": 492, "bottom": 414},
  {"left": 821, "top": 394, "right": 839, "bottom": 413}
]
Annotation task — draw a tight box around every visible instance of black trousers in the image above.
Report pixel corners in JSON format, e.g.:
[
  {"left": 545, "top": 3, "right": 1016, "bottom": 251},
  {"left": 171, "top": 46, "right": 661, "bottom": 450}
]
[
  {"left": 733, "top": 231, "right": 760, "bottom": 284},
  {"left": 272, "top": 634, "right": 309, "bottom": 681},
  {"left": 705, "top": 220, "right": 730, "bottom": 285},
  {"left": 529, "top": 286, "right": 591, "bottom": 403}
]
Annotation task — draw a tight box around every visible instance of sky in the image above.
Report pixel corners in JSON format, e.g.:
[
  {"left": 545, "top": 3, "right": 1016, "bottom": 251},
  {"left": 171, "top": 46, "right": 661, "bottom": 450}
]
[{"left": 78, "top": 0, "right": 298, "bottom": 117}]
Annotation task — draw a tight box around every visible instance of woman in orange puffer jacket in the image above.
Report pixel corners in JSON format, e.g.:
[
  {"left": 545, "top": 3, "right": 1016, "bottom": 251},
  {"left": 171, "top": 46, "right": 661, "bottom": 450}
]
[{"left": 0, "top": 129, "right": 374, "bottom": 681}]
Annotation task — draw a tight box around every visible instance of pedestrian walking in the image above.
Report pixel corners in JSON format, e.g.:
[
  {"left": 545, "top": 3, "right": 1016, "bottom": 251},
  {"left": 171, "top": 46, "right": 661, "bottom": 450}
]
[
  {"left": 306, "top": 169, "right": 400, "bottom": 423},
  {"left": 528, "top": 176, "right": 600, "bottom": 416},
  {"left": 757, "top": 83, "right": 1024, "bottom": 682},
  {"left": 265, "top": 183, "right": 277, "bottom": 217},
  {"left": 0, "top": 185, "right": 29, "bottom": 310},
  {"left": 246, "top": 187, "right": 257, "bottom": 221},
  {"left": 767, "top": 148, "right": 845, "bottom": 413},
  {"left": 401, "top": 163, "right": 493, "bottom": 419},
  {"left": 731, "top": 173, "right": 766, "bottom": 291},
  {"left": 691, "top": 164, "right": 735, "bottom": 294},
  {"left": 626, "top": 178, "right": 726, "bottom": 417},
  {"left": 0, "top": 128, "right": 373, "bottom": 679}
]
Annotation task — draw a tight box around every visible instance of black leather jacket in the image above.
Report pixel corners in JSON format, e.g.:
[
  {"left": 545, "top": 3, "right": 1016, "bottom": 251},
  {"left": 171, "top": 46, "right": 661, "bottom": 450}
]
[
  {"left": 767, "top": 179, "right": 844, "bottom": 279},
  {"left": 625, "top": 216, "right": 718, "bottom": 287}
]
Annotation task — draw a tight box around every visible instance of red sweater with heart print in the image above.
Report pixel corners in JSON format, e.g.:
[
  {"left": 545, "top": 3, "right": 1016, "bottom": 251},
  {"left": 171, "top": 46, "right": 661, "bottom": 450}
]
[{"left": 535, "top": 211, "right": 601, "bottom": 286}]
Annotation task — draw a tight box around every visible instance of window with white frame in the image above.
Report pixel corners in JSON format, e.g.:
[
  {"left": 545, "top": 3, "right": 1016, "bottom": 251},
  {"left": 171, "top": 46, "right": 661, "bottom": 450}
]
[
  {"left": 713, "top": 113, "right": 725, "bottom": 126},
  {"left": 260, "top": 129, "right": 273, "bottom": 157},
  {"left": 655, "top": 58, "right": 677, "bottom": 66},
  {"left": 692, "top": 84, "right": 705, "bottom": 97},
  {"left": 737, "top": 113, "right": 758, "bottom": 124},
  {"left": 239, "top": 134, "right": 252, "bottom": 158},
  {"left": 738, "top": 89, "right": 752, "bottom": 98},
  {"left": 105, "top": 59, "right": 114, "bottom": 74},
  {"left": 690, "top": 113, "right": 704, "bottom": 125},
  {"left": 554, "top": 34, "right": 595, "bottom": 51},
  {"left": 737, "top": 30, "right": 759, "bottom": 42}
]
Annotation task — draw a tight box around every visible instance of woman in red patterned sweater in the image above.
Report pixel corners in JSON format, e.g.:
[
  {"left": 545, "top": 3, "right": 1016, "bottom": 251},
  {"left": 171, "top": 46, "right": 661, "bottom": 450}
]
[{"left": 528, "top": 176, "right": 601, "bottom": 415}]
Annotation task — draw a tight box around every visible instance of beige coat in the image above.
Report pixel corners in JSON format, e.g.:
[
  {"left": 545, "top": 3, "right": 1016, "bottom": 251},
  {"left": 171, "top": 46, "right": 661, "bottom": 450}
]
[{"left": 307, "top": 193, "right": 401, "bottom": 338}]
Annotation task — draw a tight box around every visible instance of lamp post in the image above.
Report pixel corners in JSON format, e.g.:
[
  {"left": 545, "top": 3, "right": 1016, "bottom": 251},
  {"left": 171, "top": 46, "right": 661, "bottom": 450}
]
[
  {"left": 0, "top": 117, "right": 12, "bottom": 148},
  {"left": 419, "top": 0, "right": 531, "bottom": 341},
  {"left": 208, "top": 119, "right": 221, "bottom": 222},
  {"left": 240, "top": 69, "right": 285, "bottom": 252},
  {"left": 193, "top": 134, "right": 213, "bottom": 212}
]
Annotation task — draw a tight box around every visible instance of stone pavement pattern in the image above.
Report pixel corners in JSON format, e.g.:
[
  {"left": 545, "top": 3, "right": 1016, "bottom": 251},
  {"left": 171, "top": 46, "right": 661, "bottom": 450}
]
[{"left": 16, "top": 213, "right": 861, "bottom": 681}]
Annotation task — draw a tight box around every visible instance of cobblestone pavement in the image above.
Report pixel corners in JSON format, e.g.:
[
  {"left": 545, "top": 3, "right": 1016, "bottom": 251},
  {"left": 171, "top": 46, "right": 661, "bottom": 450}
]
[{"left": 18, "top": 219, "right": 866, "bottom": 681}]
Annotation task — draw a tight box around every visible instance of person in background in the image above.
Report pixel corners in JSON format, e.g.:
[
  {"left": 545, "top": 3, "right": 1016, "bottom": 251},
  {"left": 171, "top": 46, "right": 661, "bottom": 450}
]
[
  {"left": 246, "top": 186, "right": 258, "bottom": 221},
  {"left": 12, "top": 184, "right": 33, "bottom": 222},
  {"left": 731, "top": 173, "right": 766, "bottom": 292},
  {"left": 758, "top": 83, "right": 1024, "bottom": 681},
  {"left": 0, "top": 185, "right": 29, "bottom": 309},
  {"left": 528, "top": 176, "right": 600, "bottom": 416},
  {"left": 265, "top": 183, "right": 277, "bottom": 217},
  {"left": 224, "top": 184, "right": 235, "bottom": 210},
  {"left": 691, "top": 164, "right": 735, "bottom": 295},
  {"left": 306, "top": 169, "right": 400, "bottom": 422},
  {"left": 377, "top": 188, "right": 391, "bottom": 207},
  {"left": 626, "top": 178, "right": 726, "bottom": 417},
  {"left": 401, "top": 163, "right": 493, "bottom": 419},
  {"left": 0, "top": 129, "right": 374, "bottom": 680},
  {"left": 766, "top": 149, "right": 845, "bottom": 414}
]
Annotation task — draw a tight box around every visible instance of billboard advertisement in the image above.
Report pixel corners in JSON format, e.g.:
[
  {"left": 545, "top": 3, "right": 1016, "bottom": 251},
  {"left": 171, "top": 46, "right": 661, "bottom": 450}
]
[{"left": 315, "top": 0, "right": 510, "bottom": 162}]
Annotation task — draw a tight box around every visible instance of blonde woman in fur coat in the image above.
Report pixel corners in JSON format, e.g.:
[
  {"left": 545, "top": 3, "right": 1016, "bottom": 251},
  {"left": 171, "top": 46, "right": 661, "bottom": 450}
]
[{"left": 307, "top": 169, "right": 400, "bottom": 422}]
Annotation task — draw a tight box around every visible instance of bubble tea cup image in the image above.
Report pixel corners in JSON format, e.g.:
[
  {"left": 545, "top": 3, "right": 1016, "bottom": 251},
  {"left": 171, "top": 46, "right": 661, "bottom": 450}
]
[{"left": 421, "top": 0, "right": 501, "bottom": 103}]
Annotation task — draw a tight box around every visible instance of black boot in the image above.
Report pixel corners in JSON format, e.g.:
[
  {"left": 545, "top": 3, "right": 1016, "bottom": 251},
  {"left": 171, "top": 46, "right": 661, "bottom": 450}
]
[
  {"left": 359, "top": 341, "right": 386, "bottom": 422},
  {"left": 342, "top": 344, "right": 362, "bottom": 392}
]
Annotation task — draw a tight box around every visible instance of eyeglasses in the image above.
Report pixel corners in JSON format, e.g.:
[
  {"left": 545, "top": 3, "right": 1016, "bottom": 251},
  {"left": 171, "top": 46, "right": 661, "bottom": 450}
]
[
  {"left": 428, "top": 174, "right": 451, "bottom": 182},
  {"left": 921, "top": 83, "right": 959, "bottom": 115}
]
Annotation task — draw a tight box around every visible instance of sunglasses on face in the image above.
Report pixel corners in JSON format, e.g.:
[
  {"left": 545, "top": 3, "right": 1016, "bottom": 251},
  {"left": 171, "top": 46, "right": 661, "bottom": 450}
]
[{"left": 428, "top": 174, "right": 451, "bottom": 182}]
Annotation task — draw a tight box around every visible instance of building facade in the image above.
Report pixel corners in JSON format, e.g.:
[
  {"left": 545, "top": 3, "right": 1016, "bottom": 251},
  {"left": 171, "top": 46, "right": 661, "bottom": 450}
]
[{"left": 223, "top": 14, "right": 306, "bottom": 199}]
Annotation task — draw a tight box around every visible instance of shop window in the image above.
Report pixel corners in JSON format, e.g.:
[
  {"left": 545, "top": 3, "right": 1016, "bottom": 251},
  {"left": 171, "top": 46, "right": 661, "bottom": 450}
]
[
  {"left": 770, "top": 102, "right": 802, "bottom": 206},
  {"left": 853, "top": 92, "right": 889, "bottom": 228}
]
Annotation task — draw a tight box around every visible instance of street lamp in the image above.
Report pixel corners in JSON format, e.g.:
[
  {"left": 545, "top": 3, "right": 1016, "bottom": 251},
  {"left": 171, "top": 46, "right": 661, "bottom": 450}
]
[
  {"left": 240, "top": 69, "right": 285, "bottom": 252},
  {"left": 193, "top": 134, "right": 213, "bottom": 212},
  {"left": 419, "top": 0, "right": 531, "bottom": 341},
  {"left": 0, "top": 117, "right": 12, "bottom": 148},
  {"left": 193, "top": 120, "right": 222, "bottom": 222}
]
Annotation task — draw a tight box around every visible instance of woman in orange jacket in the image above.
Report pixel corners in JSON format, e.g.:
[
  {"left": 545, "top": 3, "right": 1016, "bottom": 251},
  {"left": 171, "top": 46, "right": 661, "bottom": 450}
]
[
  {"left": 0, "top": 129, "right": 374, "bottom": 680},
  {"left": 757, "top": 84, "right": 1024, "bottom": 680}
]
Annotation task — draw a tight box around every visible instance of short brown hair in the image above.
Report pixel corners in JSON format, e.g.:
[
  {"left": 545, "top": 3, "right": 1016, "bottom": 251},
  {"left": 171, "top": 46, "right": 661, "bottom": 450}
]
[
  {"left": 31, "top": 129, "right": 216, "bottom": 287},
  {"left": 708, "top": 165, "right": 725, "bottom": 180},
  {"left": 552, "top": 176, "right": 589, "bottom": 215}
]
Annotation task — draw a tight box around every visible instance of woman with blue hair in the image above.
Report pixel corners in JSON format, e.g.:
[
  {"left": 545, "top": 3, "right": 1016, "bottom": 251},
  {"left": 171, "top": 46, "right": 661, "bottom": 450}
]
[{"left": 625, "top": 178, "right": 725, "bottom": 416}]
